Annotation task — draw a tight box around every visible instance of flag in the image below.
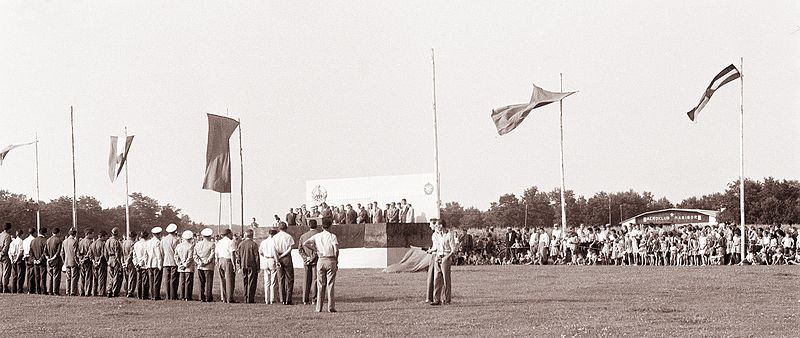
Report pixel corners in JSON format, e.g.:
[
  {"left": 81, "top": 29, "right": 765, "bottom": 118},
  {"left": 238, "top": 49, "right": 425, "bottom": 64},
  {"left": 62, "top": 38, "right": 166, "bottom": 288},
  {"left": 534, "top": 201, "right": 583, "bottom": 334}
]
[
  {"left": 686, "top": 64, "right": 740, "bottom": 121},
  {"left": 108, "top": 135, "right": 134, "bottom": 182},
  {"left": 492, "top": 84, "right": 577, "bottom": 135},
  {"left": 202, "top": 113, "right": 240, "bottom": 193},
  {"left": 0, "top": 141, "right": 35, "bottom": 165}
]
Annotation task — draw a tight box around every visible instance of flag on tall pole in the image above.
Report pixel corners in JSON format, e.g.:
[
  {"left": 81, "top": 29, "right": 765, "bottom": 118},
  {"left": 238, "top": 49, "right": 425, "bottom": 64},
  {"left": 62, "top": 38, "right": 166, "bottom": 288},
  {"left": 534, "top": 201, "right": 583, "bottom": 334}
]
[
  {"left": 686, "top": 64, "right": 740, "bottom": 121},
  {"left": 0, "top": 141, "right": 35, "bottom": 165},
  {"left": 491, "top": 84, "right": 576, "bottom": 135},
  {"left": 202, "top": 113, "right": 240, "bottom": 193},
  {"left": 108, "top": 135, "right": 134, "bottom": 182}
]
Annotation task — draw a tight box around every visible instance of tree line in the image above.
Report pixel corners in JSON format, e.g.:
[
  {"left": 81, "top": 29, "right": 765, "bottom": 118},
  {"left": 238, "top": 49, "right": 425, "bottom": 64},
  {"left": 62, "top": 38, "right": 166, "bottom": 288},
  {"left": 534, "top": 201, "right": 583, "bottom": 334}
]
[{"left": 442, "top": 177, "right": 800, "bottom": 229}]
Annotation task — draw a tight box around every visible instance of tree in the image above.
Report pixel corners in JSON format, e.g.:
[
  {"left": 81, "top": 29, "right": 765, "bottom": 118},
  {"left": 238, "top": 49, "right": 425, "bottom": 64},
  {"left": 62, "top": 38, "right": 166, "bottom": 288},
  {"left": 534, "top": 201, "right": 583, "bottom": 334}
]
[{"left": 441, "top": 201, "right": 466, "bottom": 228}]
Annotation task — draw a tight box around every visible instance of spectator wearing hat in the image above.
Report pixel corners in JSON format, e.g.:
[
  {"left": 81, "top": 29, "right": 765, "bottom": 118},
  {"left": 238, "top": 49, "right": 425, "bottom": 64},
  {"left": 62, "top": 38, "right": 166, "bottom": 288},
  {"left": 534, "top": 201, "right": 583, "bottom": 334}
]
[
  {"left": 215, "top": 228, "right": 237, "bottom": 303},
  {"left": 104, "top": 227, "right": 124, "bottom": 297},
  {"left": 8, "top": 229, "right": 25, "bottom": 294},
  {"left": 298, "top": 219, "right": 321, "bottom": 305},
  {"left": 29, "top": 227, "right": 47, "bottom": 294},
  {"left": 237, "top": 229, "right": 259, "bottom": 303},
  {"left": 90, "top": 231, "right": 108, "bottom": 296},
  {"left": 0, "top": 222, "right": 12, "bottom": 293},
  {"left": 161, "top": 223, "right": 180, "bottom": 300},
  {"left": 259, "top": 228, "right": 278, "bottom": 304},
  {"left": 147, "top": 227, "right": 164, "bottom": 300},
  {"left": 121, "top": 232, "right": 137, "bottom": 298},
  {"left": 302, "top": 220, "right": 339, "bottom": 313},
  {"left": 273, "top": 221, "right": 295, "bottom": 305},
  {"left": 61, "top": 228, "right": 79, "bottom": 296},
  {"left": 175, "top": 230, "right": 195, "bottom": 301},
  {"left": 133, "top": 231, "right": 150, "bottom": 300},
  {"left": 77, "top": 229, "right": 94, "bottom": 296},
  {"left": 45, "top": 227, "right": 63, "bottom": 296},
  {"left": 194, "top": 228, "right": 215, "bottom": 302}
]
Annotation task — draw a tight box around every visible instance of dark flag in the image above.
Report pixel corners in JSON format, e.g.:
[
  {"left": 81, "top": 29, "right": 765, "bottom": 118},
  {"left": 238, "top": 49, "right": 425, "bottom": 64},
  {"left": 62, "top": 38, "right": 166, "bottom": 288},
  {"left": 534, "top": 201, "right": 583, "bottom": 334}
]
[
  {"left": 686, "top": 64, "right": 740, "bottom": 121},
  {"left": 492, "top": 84, "right": 577, "bottom": 135},
  {"left": 108, "top": 135, "right": 134, "bottom": 182},
  {"left": 202, "top": 114, "right": 240, "bottom": 193}
]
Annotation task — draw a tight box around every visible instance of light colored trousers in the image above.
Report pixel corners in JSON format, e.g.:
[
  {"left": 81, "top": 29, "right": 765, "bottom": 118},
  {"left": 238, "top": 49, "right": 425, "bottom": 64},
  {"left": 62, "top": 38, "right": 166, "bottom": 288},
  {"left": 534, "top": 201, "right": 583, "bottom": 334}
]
[
  {"left": 432, "top": 255, "right": 451, "bottom": 303},
  {"left": 316, "top": 257, "right": 337, "bottom": 312},
  {"left": 262, "top": 257, "right": 277, "bottom": 304}
]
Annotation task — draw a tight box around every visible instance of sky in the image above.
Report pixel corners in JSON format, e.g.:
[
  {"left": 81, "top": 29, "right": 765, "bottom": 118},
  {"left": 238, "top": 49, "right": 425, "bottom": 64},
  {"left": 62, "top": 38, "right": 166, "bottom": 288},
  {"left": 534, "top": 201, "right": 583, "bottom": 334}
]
[{"left": 1, "top": 1, "right": 798, "bottom": 225}]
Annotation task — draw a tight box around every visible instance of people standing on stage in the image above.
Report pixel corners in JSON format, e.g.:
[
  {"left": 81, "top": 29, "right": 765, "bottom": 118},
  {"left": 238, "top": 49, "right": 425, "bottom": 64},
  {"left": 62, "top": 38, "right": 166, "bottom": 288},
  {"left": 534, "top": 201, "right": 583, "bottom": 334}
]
[
  {"left": 90, "top": 231, "right": 108, "bottom": 296},
  {"left": 302, "top": 220, "right": 339, "bottom": 313},
  {"left": 44, "top": 227, "right": 63, "bottom": 296},
  {"left": 298, "top": 219, "right": 321, "bottom": 305},
  {"left": 345, "top": 204, "right": 357, "bottom": 225},
  {"left": 357, "top": 204, "right": 369, "bottom": 224},
  {"left": 286, "top": 208, "right": 297, "bottom": 226},
  {"left": 0, "top": 222, "right": 12, "bottom": 293},
  {"left": 161, "top": 224, "right": 180, "bottom": 300},
  {"left": 194, "top": 228, "right": 215, "bottom": 302},
  {"left": 215, "top": 228, "right": 236, "bottom": 303},
  {"left": 122, "top": 231, "right": 137, "bottom": 297},
  {"left": 9, "top": 229, "right": 25, "bottom": 293},
  {"left": 147, "top": 227, "right": 164, "bottom": 300},
  {"left": 22, "top": 228, "right": 35, "bottom": 294},
  {"left": 77, "top": 229, "right": 94, "bottom": 296},
  {"left": 387, "top": 202, "right": 399, "bottom": 223},
  {"left": 405, "top": 203, "right": 415, "bottom": 223},
  {"left": 237, "top": 229, "right": 259, "bottom": 303},
  {"left": 175, "top": 230, "right": 195, "bottom": 301},
  {"left": 273, "top": 221, "right": 295, "bottom": 305},
  {"left": 371, "top": 202, "right": 383, "bottom": 223},
  {"left": 259, "top": 228, "right": 278, "bottom": 304},
  {"left": 272, "top": 215, "right": 281, "bottom": 227},
  {"left": 29, "top": 227, "right": 47, "bottom": 294},
  {"left": 133, "top": 231, "right": 150, "bottom": 300},
  {"left": 320, "top": 203, "right": 333, "bottom": 226},
  {"left": 61, "top": 228, "right": 79, "bottom": 296},
  {"left": 399, "top": 199, "right": 409, "bottom": 224},
  {"left": 104, "top": 227, "right": 124, "bottom": 298}
]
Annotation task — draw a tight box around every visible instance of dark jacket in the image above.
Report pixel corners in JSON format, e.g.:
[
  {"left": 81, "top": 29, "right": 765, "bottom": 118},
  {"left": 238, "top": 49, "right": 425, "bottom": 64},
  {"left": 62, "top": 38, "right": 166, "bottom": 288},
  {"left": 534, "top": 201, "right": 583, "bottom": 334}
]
[
  {"left": 298, "top": 229, "right": 321, "bottom": 265},
  {"left": 237, "top": 239, "right": 259, "bottom": 269}
]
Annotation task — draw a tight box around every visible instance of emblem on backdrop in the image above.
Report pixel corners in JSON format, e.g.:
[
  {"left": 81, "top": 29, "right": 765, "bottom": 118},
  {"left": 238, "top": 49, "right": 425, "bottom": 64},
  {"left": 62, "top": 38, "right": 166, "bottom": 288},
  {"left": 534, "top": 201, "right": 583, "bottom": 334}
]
[
  {"left": 311, "top": 185, "right": 327, "bottom": 204},
  {"left": 424, "top": 183, "right": 434, "bottom": 195}
]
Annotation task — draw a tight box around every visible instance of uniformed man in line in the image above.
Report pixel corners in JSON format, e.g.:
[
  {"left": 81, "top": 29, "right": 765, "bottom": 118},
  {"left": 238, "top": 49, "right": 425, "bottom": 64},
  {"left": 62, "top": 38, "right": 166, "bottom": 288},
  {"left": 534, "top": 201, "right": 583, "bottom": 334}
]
[
  {"left": 8, "top": 229, "right": 25, "bottom": 293},
  {"left": 193, "top": 228, "right": 215, "bottom": 302},
  {"left": 61, "top": 228, "right": 79, "bottom": 296},
  {"left": 237, "top": 229, "right": 259, "bottom": 303},
  {"left": 214, "top": 228, "right": 237, "bottom": 303},
  {"left": 147, "top": 227, "right": 164, "bottom": 300},
  {"left": 273, "top": 222, "right": 295, "bottom": 305},
  {"left": 104, "top": 227, "right": 124, "bottom": 297},
  {"left": 298, "top": 220, "right": 320, "bottom": 305},
  {"left": 161, "top": 223, "right": 180, "bottom": 300},
  {"left": 29, "top": 227, "right": 47, "bottom": 294},
  {"left": 0, "top": 222, "right": 12, "bottom": 293},
  {"left": 302, "top": 221, "right": 339, "bottom": 313},
  {"left": 90, "top": 231, "right": 108, "bottom": 297},
  {"left": 77, "top": 229, "right": 95, "bottom": 296},
  {"left": 174, "top": 230, "right": 195, "bottom": 301},
  {"left": 44, "top": 227, "right": 63, "bottom": 296},
  {"left": 132, "top": 231, "right": 150, "bottom": 300},
  {"left": 121, "top": 232, "right": 137, "bottom": 298},
  {"left": 22, "top": 228, "right": 35, "bottom": 294}
]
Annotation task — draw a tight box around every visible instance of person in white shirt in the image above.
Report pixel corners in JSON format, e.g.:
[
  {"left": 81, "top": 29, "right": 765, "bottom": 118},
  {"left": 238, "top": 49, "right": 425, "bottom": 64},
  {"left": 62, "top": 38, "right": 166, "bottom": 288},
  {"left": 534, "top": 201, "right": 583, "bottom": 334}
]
[
  {"left": 22, "top": 228, "right": 34, "bottom": 293},
  {"left": 538, "top": 228, "right": 550, "bottom": 265},
  {"left": 174, "top": 230, "right": 195, "bottom": 301},
  {"left": 303, "top": 221, "right": 339, "bottom": 313},
  {"left": 429, "top": 219, "right": 455, "bottom": 306},
  {"left": 132, "top": 231, "right": 149, "bottom": 299},
  {"left": 161, "top": 223, "right": 180, "bottom": 300},
  {"left": 259, "top": 229, "right": 278, "bottom": 304},
  {"left": 193, "top": 228, "right": 216, "bottom": 302},
  {"left": 272, "top": 222, "right": 295, "bottom": 305},
  {"left": 8, "top": 230, "right": 25, "bottom": 293},
  {"left": 405, "top": 204, "right": 415, "bottom": 223},
  {"left": 147, "top": 227, "right": 164, "bottom": 300},
  {"left": 214, "top": 228, "right": 237, "bottom": 303}
]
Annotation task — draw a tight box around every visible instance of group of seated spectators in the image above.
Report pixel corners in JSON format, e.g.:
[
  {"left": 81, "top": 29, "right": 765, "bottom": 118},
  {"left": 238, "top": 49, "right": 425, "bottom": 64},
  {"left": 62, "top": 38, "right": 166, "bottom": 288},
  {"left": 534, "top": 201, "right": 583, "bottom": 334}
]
[
  {"left": 265, "top": 199, "right": 417, "bottom": 227},
  {"left": 453, "top": 223, "right": 800, "bottom": 266}
]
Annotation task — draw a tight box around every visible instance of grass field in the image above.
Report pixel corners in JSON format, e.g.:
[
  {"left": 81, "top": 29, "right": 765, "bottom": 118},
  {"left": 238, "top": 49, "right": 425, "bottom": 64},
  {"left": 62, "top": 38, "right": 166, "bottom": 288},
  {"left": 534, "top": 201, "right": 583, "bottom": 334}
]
[{"left": 0, "top": 265, "right": 798, "bottom": 336}]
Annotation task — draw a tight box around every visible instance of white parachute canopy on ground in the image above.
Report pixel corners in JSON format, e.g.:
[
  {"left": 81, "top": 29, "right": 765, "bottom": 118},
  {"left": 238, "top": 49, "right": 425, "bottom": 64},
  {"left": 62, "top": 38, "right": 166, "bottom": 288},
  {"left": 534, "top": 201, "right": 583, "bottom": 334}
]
[{"left": 382, "top": 247, "right": 431, "bottom": 273}]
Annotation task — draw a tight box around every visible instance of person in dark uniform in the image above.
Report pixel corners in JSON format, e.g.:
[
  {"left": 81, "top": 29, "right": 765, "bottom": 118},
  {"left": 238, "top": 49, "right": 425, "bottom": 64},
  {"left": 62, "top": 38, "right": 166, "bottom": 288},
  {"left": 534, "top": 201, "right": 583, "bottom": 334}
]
[
  {"left": 61, "top": 228, "right": 79, "bottom": 296},
  {"left": 90, "top": 231, "right": 108, "bottom": 296},
  {"left": 77, "top": 229, "right": 95, "bottom": 296},
  {"left": 121, "top": 232, "right": 137, "bottom": 297},
  {"left": 298, "top": 219, "right": 321, "bottom": 305},
  {"left": 45, "top": 227, "right": 63, "bottom": 296},
  {"left": 104, "top": 227, "right": 124, "bottom": 297},
  {"left": 0, "top": 223, "right": 12, "bottom": 293},
  {"left": 29, "top": 227, "right": 47, "bottom": 294},
  {"left": 237, "top": 229, "right": 259, "bottom": 303}
]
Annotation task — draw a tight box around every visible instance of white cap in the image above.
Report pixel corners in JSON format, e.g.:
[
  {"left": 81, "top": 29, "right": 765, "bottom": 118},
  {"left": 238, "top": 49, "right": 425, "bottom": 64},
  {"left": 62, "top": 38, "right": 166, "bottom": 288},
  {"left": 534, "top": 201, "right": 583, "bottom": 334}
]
[
  {"left": 151, "top": 226, "right": 163, "bottom": 234},
  {"left": 166, "top": 223, "right": 178, "bottom": 233},
  {"left": 201, "top": 228, "right": 213, "bottom": 237},
  {"left": 181, "top": 230, "right": 193, "bottom": 240}
]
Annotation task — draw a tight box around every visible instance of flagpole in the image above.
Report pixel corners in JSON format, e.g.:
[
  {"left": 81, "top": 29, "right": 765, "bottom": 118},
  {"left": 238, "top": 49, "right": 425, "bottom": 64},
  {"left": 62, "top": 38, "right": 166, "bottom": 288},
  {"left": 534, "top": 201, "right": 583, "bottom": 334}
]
[
  {"left": 34, "top": 132, "right": 41, "bottom": 234},
  {"left": 226, "top": 108, "right": 233, "bottom": 232},
  {"left": 70, "top": 106, "right": 78, "bottom": 231},
  {"left": 558, "top": 74, "right": 567, "bottom": 235},
  {"left": 431, "top": 48, "right": 442, "bottom": 219},
  {"left": 124, "top": 126, "right": 131, "bottom": 237},
  {"left": 739, "top": 57, "right": 745, "bottom": 263},
  {"left": 238, "top": 118, "right": 244, "bottom": 237},
  {"left": 218, "top": 193, "right": 222, "bottom": 235}
]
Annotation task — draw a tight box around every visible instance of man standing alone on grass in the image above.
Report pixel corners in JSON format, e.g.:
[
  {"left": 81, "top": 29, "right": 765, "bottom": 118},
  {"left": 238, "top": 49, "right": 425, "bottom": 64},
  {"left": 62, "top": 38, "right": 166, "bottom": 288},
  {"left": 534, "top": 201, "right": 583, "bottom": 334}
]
[
  {"left": 78, "top": 229, "right": 94, "bottom": 296},
  {"left": 61, "top": 228, "right": 79, "bottom": 296},
  {"left": 133, "top": 231, "right": 150, "bottom": 300},
  {"left": 45, "top": 227, "right": 63, "bottom": 296},
  {"left": 9, "top": 229, "right": 25, "bottom": 293},
  {"left": 259, "top": 228, "right": 278, "bottom": 304},
  {"left": 90, "top": 231, "right": 108, "bottom": 296},
  {"left": 298, "top": 219, "right": 321, "bottom": 305},
  {"left": 429, "top": 219, "right": 455, "bottom": 306},
  {"left": 122, "top": 232, "right": 137, "bottom": 297},
  {"left": 237, "top": 229, "right": 259, "bottom": 303},
  {"left": 29, "top": 227, "right": 47, "bottom": 294},
  {"left": 161, "top": 224, "right": 180, "bottom": 300},
  {"left": 194, "top": 228, "right": 215, "bottom": 302},
  {"left": 215, "top": 228, "right": 237, "bottom": 303},
  {"left": 273, "top": 222, "right": 295, "bottom": 305},
  {"left": 175, "top": 230, "right": 195, "bottom": 301},
  {"left": 303, "top": 221, "right": 339, "bottom": 313},
  {"left": 0, "top": 222, "right": 12, "bottom": 293},
  {"left": 105, "top": 227, "right": 124, "bottom": 298},
  {"left": 147, "top": 227, "right": 164, "bottom": 300}
]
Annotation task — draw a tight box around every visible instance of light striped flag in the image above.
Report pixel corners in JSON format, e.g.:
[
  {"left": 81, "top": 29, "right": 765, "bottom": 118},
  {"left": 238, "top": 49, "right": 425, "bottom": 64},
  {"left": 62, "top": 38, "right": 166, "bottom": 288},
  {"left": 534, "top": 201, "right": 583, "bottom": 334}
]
[
  {"left": 0, "top": 141, "right": 35, "bottom": 165},
  {"left": 492, "top": 84, "right": 576, "bottom": 135},
  {"left": 108, "top": 135, "right": 134, "bottom": 182},
  {"left": 687, "top": 64, "right": 740, "bottom": 121}
]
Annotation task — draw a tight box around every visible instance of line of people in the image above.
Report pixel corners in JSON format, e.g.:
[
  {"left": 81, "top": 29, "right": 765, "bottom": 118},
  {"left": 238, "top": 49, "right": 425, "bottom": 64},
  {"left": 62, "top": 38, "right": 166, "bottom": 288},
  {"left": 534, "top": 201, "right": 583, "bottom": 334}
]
[
  {"left": 0, "top": 221, "right": 340, "bottom": 312},
  {"left": 274, "top": 199, "right": 417, "bottom": 227}
]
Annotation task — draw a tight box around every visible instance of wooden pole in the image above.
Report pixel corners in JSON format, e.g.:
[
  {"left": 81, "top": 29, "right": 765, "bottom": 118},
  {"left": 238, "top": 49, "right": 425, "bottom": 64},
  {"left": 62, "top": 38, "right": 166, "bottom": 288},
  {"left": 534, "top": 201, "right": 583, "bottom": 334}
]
[
  {"left": 238, "top": 118, "right": 244, "bottom": 237},
  {"left": 739, "top": 57, "right": 746, "bottom": 263},
  {"left": 124, "top": 127, "right": 131, "bottom": 237},
  {"left": 34, "top": 133, "right": 41, "bottom": 234},
  {"left": 70, "top": 106, "right": 78, "bottom": 230},
  {"left": 558, "top": 74, "right": 567, "bottom": 235},
  {"left": 431, "top": 48, "right": 442, "bottom": 219}
]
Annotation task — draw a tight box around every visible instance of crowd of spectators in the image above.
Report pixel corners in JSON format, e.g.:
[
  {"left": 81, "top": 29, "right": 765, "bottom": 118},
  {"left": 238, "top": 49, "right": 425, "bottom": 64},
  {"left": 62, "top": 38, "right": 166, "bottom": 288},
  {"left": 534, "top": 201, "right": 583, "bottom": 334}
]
[
  {"left": 265, "top": 199, "right": 417, "bottom": 227},
  {"left": 453, "top": 223, "right": 800, "bottom": 266}
]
